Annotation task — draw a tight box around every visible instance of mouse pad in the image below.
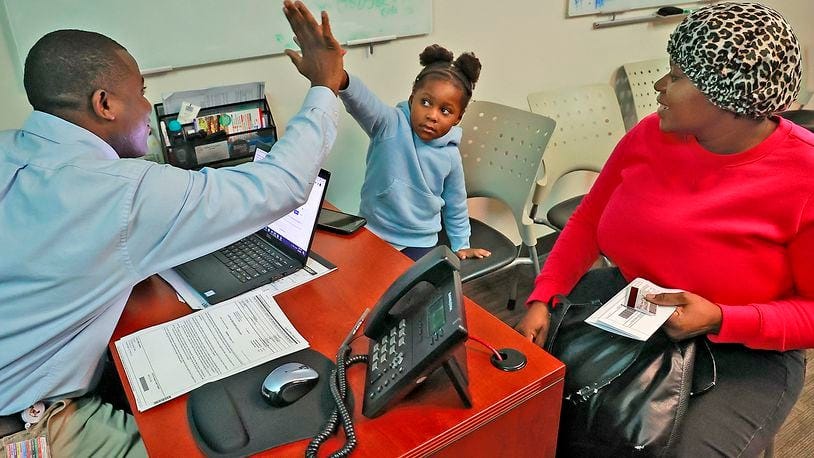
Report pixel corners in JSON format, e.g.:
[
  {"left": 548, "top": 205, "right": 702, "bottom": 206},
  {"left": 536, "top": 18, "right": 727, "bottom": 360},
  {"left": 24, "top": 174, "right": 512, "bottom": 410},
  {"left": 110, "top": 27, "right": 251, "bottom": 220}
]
[{"left": 187, "top": 349, "right": 352, "bottom": 457}]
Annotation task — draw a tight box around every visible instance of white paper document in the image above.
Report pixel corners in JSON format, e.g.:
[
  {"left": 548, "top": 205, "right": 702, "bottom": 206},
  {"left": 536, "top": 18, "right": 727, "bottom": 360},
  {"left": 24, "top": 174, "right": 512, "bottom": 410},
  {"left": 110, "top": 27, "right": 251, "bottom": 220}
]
[
  {"left": 115, "top": 291, "right": 308, "bottom": 412},
  {"left": 159, "top": 254, "right": 336, "bottom": 310},
  {"left": 161, "top": 81, "right": 265, "bottom": 115},
  {"left": 585, "top": 277, "right": 681, "bottom": 341}
]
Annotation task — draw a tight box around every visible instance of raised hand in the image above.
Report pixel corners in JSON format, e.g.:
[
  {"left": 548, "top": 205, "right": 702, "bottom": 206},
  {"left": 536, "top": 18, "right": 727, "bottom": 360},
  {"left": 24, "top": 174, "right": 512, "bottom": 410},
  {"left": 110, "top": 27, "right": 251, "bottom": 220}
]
[
  {"left": 282, "top": 0, "right": 345, "bottom": 94},
  {"left": 645, "top": 291, "right": 723, "bottom": 341}
]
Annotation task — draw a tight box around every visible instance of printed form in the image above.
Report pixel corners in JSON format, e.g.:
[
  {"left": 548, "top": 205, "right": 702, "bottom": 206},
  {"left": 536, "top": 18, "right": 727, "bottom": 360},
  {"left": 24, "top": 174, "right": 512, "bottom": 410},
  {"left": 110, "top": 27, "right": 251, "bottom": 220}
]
[
  {"left": 115, "top": 291, "right": 308, "bottom": 412},
  {"left": 585, "top": 277, "right": 681, "bottom": 341}
]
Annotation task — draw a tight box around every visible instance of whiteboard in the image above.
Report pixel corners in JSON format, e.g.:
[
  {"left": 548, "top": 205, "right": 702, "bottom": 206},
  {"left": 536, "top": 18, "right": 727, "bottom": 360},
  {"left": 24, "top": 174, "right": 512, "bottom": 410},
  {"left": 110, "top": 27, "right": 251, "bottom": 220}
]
[
  {"left": 568, "top": 0, "right": 688, "bottom": 16},
  {"left": 0, "top": 0, "right": 431, "bottom": 73}
]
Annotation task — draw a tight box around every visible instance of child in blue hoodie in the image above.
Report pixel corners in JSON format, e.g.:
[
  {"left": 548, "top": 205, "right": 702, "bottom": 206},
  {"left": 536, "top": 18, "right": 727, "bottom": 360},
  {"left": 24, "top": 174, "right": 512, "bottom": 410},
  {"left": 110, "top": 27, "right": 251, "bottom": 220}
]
[{"left": 339, "top": 44, "right": 491, "bottom": 261}]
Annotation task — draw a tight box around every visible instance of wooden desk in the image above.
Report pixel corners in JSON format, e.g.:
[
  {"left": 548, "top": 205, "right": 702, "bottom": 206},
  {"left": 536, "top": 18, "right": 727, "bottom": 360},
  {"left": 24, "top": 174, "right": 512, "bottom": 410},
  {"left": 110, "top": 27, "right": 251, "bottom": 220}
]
[{"left": 110, "top": 228, "right": 564, "bottom": 457}]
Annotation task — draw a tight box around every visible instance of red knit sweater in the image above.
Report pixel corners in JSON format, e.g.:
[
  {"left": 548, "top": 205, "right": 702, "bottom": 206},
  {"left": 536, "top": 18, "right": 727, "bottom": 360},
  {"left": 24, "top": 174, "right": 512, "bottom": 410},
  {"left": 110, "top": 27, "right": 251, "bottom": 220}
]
[{"left": 529, "top": 114, "right": 814, "bottom": 350}]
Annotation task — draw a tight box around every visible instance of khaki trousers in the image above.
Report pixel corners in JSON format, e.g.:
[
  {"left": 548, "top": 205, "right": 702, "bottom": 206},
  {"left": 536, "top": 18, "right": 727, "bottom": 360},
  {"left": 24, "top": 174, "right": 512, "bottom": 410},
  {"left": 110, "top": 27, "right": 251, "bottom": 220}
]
[{"left": 1, "top": 396, "right": 145, "bottom": 458}]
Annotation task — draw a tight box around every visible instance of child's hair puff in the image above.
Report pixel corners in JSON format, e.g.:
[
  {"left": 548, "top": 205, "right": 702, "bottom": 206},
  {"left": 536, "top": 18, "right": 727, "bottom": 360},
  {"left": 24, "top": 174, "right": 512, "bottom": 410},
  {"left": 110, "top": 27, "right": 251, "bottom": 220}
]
[{"left": 418, "top": 44, "right": 454, "bottom": 66}]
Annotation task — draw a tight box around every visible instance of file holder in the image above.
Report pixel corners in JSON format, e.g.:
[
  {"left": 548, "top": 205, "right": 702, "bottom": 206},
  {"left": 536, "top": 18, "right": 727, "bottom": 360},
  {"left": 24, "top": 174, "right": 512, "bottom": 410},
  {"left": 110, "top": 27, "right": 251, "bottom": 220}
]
[{"left": 154, "top": 98, "right": 277, "bottom": 169}]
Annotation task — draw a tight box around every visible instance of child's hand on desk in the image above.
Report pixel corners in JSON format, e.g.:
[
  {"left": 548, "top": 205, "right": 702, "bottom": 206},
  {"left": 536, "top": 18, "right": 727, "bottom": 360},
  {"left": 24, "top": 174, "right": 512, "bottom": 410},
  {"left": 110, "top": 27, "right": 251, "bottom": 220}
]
[
  {"left": 282, "top": 0, "right": 345, "bottom": 94},
  {"left": 456, "top": 248, "right": 491, "bottom": 260}
]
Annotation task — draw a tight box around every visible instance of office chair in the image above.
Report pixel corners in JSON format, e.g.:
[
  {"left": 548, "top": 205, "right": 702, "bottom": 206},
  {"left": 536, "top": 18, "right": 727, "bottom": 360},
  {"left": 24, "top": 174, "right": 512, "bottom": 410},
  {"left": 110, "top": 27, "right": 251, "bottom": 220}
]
[
  {"left": 439, "top": 100, "right": 556, "bottom": 310},
  {"left": 613, "top": 57, "right": 671, "bottom": 131},
  {"left": 526, "top": 84, "right": 626, "bottom": 233},
  {"left": 777, "top": 46, "right": 813, "bottom": 134},
  {"left": 779, "top": 109, "right": 814, "bottom": 133}
]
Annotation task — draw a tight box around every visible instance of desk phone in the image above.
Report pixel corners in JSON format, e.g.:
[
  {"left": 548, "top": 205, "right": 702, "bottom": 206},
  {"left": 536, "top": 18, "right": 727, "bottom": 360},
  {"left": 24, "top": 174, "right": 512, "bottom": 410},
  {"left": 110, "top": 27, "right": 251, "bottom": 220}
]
[{"left": 362, "top": 246, "right": 471, "bottom": 418}]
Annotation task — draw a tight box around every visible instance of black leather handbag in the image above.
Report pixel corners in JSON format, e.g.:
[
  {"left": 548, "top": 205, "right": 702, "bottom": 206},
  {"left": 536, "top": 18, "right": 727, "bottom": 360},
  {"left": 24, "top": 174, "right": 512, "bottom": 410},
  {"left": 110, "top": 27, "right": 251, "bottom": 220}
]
[{"left": 545, "top": 268, "right": 715, "bottom": 457}]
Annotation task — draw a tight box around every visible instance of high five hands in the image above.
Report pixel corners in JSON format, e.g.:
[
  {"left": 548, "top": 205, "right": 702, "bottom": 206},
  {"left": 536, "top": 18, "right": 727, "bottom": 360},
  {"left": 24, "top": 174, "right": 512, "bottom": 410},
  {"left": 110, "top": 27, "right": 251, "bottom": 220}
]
[{"left": 282, "top": 0, "right": 346, "bottom": 94}]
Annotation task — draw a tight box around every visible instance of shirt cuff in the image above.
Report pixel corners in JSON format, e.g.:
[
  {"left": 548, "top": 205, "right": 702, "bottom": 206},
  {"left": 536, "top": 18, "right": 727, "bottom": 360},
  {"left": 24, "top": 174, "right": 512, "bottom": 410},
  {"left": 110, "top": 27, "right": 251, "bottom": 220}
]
[
  {"left": 303, "top": 86, "right": 340, "bottom": 120},
  {"left": 338, "top": 73, "right": 360, "bottom": 99},
  {"left": 707, "top": 303, "right": 761, "bottom": 343},
  {"left": 449, "top": 240, "right": 470, "bottom": 252},
  {"left": 526, "top": 287, "right": 556, "bottom": 307}
]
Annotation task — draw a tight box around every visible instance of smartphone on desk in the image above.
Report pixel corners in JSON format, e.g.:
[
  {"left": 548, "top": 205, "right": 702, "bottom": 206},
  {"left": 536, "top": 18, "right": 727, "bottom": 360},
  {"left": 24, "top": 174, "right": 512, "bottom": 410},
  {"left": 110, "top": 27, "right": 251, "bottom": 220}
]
[{"left": 317, "top": 208, "right": 366, "bottom": 235}]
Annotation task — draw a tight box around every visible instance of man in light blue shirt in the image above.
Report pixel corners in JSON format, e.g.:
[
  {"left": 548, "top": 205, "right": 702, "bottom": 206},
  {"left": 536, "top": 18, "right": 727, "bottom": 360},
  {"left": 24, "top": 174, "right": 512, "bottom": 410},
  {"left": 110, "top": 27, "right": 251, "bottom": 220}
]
[{"left": 0, "top": 1, "right": 344, "bottom": 454}]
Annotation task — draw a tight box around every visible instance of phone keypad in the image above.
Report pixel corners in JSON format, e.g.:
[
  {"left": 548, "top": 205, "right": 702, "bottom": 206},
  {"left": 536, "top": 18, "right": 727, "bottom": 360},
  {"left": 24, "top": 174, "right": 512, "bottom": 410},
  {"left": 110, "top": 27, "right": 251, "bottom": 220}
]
[{"left": 367, "top": 318, "right": 408, "bottom": 400}]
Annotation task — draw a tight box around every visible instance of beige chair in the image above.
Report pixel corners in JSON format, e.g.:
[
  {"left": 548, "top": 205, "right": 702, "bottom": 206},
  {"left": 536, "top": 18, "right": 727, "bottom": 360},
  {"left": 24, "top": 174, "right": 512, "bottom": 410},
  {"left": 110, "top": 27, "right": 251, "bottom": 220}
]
[
  {"left": 614, "top": 57, "right": 670, "bottom": 131},
  {"left": 526, "top": 84, "right": 626, "bottom": 233},
  {"left": 438, "top": 100, "right": 556, "bottom": 309},
  {"left": 795, "top": 45, "right": 812, "bottom": 108}
]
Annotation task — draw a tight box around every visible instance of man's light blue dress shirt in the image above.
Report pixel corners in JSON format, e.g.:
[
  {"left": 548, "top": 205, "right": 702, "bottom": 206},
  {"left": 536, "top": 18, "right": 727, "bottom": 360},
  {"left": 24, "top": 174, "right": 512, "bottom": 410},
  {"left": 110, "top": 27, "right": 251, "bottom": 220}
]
[{"left": 0, "top": 87, "right": 338, "bottom": 414}]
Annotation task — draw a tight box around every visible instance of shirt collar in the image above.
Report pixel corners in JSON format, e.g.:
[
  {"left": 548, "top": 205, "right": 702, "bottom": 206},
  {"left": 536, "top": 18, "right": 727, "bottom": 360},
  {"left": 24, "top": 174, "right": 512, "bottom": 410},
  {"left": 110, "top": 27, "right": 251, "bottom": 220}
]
[{"left": 22, "top": 111, "right": 119, "bottom": 160}]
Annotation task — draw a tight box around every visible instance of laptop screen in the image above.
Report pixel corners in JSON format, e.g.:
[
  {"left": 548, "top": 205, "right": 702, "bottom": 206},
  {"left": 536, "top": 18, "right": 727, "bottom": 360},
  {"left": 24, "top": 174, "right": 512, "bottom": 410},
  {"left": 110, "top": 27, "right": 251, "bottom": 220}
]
[
  {"left": 262, "top": 173, "right": 327, "bottom": 258},
  {"left": 253, "top": 146, "right": 329, "bottom": 260}
]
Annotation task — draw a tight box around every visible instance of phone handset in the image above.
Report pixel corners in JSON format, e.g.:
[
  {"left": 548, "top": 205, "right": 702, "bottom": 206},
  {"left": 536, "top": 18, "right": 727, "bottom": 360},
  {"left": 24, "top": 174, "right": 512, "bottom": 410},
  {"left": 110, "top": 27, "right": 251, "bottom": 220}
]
[
  {"left": 364, "top": 246, "right": 460, "bottom": 338},
  {"left": 362, "top": 246, "right": 471, "bottom": 418}
]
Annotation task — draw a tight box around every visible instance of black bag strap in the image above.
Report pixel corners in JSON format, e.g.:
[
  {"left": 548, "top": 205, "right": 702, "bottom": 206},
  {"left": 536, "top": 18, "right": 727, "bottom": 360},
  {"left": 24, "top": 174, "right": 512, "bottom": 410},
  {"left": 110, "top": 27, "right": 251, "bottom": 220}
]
[
  {"left": 691, "top": 338, "right": 717, "bottom": 396},
  {"left": 665, "top": 338, "right": 697, "bottom": 450},
  {"left": 544, "top": 294, "right": 601, "bottom": 353}
]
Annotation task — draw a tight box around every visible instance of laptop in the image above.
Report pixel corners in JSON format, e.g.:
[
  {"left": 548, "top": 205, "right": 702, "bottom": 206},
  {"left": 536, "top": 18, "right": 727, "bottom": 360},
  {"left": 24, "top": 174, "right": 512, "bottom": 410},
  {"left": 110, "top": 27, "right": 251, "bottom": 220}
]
[{"left": 175, "top": 167, "right": 330, "bottom": 305}]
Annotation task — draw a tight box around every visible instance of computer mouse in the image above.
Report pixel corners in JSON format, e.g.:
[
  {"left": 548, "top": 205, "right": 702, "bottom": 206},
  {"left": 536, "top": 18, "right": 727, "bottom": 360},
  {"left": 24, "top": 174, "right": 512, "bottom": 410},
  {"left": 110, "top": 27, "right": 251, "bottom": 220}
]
[{"left": 261, "top": 362, "right": 320, "bottom": 407}]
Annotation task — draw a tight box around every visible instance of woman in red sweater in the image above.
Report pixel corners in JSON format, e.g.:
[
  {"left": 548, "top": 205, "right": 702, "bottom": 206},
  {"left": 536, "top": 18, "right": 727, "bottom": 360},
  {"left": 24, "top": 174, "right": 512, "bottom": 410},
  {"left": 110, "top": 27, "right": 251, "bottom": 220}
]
[{"left": 517, "top": 2, "right": 813, "bottom": 456}]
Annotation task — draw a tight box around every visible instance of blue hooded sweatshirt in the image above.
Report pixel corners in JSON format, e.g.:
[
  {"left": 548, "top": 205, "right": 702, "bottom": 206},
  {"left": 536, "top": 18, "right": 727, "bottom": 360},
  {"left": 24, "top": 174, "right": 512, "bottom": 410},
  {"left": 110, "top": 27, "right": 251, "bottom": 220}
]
[{"left": 339, "top": 74, "right": 471, "bottom": 251}]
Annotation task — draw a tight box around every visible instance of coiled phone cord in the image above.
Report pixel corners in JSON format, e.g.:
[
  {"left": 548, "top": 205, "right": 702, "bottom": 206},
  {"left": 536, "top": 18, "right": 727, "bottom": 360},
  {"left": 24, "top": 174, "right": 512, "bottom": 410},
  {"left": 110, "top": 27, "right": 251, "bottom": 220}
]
[{"left": 305, "top": 351, "right": 369, "bottom": 458}]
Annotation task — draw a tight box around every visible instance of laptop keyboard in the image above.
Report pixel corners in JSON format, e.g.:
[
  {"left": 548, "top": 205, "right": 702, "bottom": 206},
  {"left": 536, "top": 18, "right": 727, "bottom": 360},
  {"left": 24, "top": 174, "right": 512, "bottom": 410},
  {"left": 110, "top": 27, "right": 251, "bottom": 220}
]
[{"left": 215, "top": 237, "right": 292, "bottom": 283}]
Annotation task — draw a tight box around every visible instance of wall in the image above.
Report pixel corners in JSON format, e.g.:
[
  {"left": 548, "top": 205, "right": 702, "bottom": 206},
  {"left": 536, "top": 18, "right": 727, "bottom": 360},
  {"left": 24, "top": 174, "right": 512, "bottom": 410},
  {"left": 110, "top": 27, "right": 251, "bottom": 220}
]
[{"left": 1, "top": 0, "right": 812, "bottom": 239}]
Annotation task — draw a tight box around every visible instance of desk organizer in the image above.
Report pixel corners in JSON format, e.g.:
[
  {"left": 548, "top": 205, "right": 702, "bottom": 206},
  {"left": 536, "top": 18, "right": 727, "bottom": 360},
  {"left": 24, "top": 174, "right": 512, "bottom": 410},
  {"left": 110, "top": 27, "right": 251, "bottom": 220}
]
[{"left": 154, "top": 98, "right": 277, "bottom": 169}]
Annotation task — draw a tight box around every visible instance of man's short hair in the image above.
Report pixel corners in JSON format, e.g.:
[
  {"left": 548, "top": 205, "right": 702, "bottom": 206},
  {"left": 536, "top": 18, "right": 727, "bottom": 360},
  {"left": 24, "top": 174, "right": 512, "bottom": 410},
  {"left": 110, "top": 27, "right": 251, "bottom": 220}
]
[{"left": 24, "top": 30, "right": 129, "bottom": 115}]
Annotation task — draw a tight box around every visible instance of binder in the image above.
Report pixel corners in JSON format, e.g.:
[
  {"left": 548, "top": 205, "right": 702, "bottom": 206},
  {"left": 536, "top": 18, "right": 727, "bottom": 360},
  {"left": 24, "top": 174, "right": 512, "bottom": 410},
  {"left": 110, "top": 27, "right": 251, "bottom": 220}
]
[{"left": 154, "top": 98, "right": 277, "bottom": 169}]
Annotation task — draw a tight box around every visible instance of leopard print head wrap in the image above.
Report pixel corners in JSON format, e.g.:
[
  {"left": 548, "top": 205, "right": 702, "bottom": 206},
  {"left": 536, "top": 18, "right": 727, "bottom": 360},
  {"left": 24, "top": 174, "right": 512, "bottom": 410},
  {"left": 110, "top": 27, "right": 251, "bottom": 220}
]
[{"left": 666, "top": 2, "right": 801, "bottom": 119}]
